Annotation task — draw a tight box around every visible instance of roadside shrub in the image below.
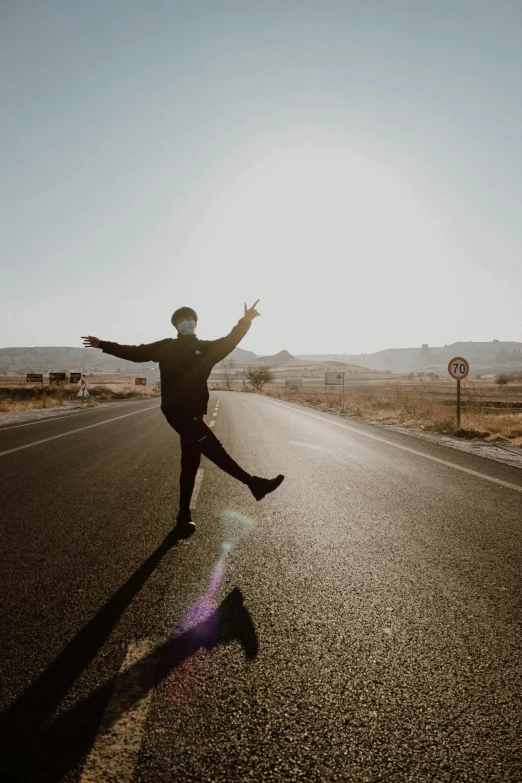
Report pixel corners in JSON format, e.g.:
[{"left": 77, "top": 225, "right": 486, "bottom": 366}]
[{"left": 244, "top": 365, "right": 275, "bottom": 390}]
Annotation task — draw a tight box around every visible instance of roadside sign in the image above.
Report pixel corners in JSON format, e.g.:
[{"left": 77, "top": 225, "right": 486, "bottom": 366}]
[
  {"left": 448, "top": 356, "right": 469, "bottom": 427},
  {"left": 135, "top": 377, "right": 147, "bottom": 386},
  {"left": 78, "top": 373, "right": 89, "bottom": 400},
  {"left": 124, "top": 386, "right": 131, "bottom": 392},
  {"left": 285, "top": 378, "right": 303, "bottom": 390},
  {"left": 325, "top": 371, "right": 344, "bottom": 385},
  {"left": 325, "top": 371, "right": 345, "bottom": 408},
  {"left": 70, "top": 372, "right": 82, "bottom": 384},
  {"left": 49, "top": 372, "right": 66, "bottom": 383},
  {"left": 448, "top": 357, "right": 469, "bottom": 380},
  {"left": 26, "top": 373, "right": 43, "bottom": 383}
]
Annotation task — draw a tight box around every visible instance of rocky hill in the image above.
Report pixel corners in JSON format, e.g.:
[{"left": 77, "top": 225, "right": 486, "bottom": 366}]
[
  {"left": 256, "top": 349, "right": 305, "bottom": 366},
  {"left": 297, "top": 340, "right": 522, "bottom": 375}
]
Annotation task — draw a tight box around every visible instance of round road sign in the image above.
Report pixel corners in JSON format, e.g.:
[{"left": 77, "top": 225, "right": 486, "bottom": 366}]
[{"left": 448, "top": 357, "right": 469, "bottom": 380}]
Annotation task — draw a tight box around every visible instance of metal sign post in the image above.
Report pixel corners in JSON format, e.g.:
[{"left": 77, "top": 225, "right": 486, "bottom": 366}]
[{"left": 447, "top": 357, "right": 469, "bottom": 427}]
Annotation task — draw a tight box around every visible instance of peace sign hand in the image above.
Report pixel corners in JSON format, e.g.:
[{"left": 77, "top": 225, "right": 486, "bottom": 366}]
[{"left": 244, "top": 300, "right": 261, "bottom": 322}]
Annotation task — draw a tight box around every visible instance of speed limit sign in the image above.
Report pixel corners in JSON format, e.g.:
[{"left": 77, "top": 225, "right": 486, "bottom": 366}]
[{"left": 448, "top": 357, "right": 469, "bottom": 380}]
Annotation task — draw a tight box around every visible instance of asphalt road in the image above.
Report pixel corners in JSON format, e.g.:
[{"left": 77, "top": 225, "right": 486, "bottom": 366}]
[{"left": 0, "top": 393, "right": 521, "bottom": 783}]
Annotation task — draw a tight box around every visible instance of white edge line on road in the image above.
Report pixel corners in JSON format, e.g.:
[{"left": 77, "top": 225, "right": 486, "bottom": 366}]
[
  {"left": 79, "top": 639, "right": 157, "bottom": 783},
  {"left": 0, "top": 403, "right": 160, "bottom": 458},
  {"left": 0, "top": 399, "right": 149, "bottom": 431},
  {"left": 0, "top": 410, "right": 90, "bottom": 431},
  {"left": 263, "top": 397, "right": 522, "bottom": 494}
]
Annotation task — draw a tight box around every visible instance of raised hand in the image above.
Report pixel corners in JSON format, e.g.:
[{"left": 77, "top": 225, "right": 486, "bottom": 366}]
[
  {"left": 81, "top": 335, "right": 101, "bottom": 348},
  {"left": 243, "top": 300, "right": 261, "bottom": 322}
]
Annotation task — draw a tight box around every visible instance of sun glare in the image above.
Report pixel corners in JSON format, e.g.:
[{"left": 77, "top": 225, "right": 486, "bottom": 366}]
[{"left": 172, "top": 136, "right": 473, "bottom": 348}]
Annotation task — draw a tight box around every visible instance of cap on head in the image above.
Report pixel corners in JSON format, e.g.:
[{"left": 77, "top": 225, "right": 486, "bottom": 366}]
[{"left": 171, "top": 307, "right": 198, "bottom": 327}]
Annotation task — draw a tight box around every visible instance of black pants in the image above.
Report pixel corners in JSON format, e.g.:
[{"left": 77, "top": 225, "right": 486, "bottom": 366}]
[{"left": 163, "top": 409, "right": 251, "bottom": 514}]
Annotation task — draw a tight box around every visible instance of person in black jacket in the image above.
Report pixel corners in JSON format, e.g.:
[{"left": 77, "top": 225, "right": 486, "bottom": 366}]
[{"left": 82, "top": 301, "right": 284, "bottom": 533}]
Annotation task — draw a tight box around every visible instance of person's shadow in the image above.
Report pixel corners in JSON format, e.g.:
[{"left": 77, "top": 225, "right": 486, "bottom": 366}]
[{"left": 0, "top": 528, "right": 258, "bottom": 782}]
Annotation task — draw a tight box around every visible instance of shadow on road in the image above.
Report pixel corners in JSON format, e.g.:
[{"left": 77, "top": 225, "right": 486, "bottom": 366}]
[{"left": 0, "top": 524, "right": 258, "bottom": 782}]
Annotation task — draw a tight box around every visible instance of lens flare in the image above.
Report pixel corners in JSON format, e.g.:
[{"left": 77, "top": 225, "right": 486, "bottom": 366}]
[
  {"left": 173, "top": 510, "right": 257, "bottom": 635},
  {"left": 163, "top": 511, "right": 258, "bottom": 711}
]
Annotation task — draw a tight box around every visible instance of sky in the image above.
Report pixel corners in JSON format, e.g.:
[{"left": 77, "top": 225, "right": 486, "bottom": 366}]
[{"left": 1, "top": 0, "right": 521, "bottom": 356}]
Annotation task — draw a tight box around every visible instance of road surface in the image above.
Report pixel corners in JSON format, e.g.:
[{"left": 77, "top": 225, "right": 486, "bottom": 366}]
[{"left": 1, "top": 393, "right": 521, "bottom": 782}]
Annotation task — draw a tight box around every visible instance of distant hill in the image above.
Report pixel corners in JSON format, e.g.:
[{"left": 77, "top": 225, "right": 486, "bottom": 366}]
[
  {"left": 3, "top": 339, "right": 520, "bottom": 376},
  {"left": 228, "top": 346, "right": 257, "bottom": 362},
  {"left": 256, "top": 349, "right": 305, "bottom": 366},
  {"left": 297, "top": 341, "right": 522, "bottom": 374},
  {"left": 0, "top": 346, "right": 157, "bottom": 374},
  {"left": 0, "top": 343, "right": 258, "bottom": 374}
]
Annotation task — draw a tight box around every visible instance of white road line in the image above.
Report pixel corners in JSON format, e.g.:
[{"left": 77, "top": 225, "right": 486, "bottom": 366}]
[
  {"left": 80, "top": 639, "right": 157, "bottom": 783},
  {"left": 0, "top": 404, "right": 160, "bottom": 458},
  {"left": 0, "top": 410, "right": 88, "bottom": 431},
  {"left": 192, "top": 468, "right": 204, "bottom": 507},
  {"left": 0, "top": 399, "right": 148, "bottom": 431},
  {"left": 209, "top": 420, "right": 216, "bottom": 428},
  {"left": 263, "top": 397, "right": 522, "bottom": 494}
]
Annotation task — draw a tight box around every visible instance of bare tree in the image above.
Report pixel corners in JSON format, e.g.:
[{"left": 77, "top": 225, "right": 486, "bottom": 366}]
[
  {"left": 244, "top": 365, "right": 274, "bottom": 390},
  {"left": 220, "top": 357, "right": 236, "bottom": 390}
]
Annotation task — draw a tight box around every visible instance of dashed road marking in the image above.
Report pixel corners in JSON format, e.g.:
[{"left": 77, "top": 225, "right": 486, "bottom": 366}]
[
  {"left": 192, "top": 468, "right": 204, "bottom": 506},
  {"left": 209, "top": 420, "right": 216, "bottom": 428},
  {"left": 79, "top": 639, "right": 157, "bottom": 783},
  {"left": 0, "top": 404, "right": 160, "bottom": 458},
  {"left": 263, "top": 397, "right": 522, "bottom": 494}
]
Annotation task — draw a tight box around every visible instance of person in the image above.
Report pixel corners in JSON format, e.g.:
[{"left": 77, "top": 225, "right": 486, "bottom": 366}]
[{"left": 81, "top": 301, "right": 284, "bottom": 533}]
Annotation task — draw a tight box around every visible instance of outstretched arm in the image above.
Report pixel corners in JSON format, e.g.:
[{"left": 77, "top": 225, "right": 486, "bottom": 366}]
[
  {"left": 208, "top": 300, "right": 260, "bottom": 364},
  {"left": 81, "top": 335, "right": 163, "bottom": 363}
]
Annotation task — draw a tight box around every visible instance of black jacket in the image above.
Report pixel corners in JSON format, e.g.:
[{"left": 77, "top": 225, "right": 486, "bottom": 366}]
[{"left": 99, "top": 318, "right": 250, "bottom": 414}]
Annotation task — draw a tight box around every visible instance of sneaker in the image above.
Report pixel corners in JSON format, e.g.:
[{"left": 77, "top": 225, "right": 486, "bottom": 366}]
[
  {"left": 175, "top": 511, "right": 196, "bottom": 535},
  {"left": 248, "top": 474, "right": 285, "bottom": 501}
]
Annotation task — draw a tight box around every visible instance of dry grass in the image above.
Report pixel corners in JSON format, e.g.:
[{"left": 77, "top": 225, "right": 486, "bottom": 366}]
[
  {"left": 0, "top": 397, "right": 65, "bottom": 413},
  {"left": 251, "top": 383, "right": 522, "bottom": 448},
  {"left": 0, "top": 396, "right": 100, "bottom": 413}
]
